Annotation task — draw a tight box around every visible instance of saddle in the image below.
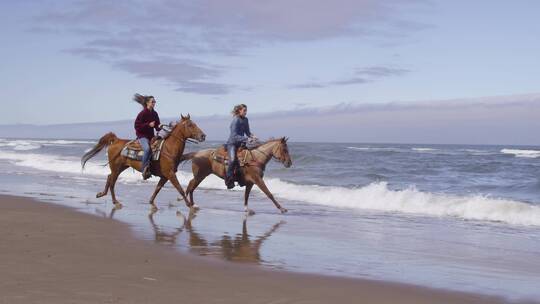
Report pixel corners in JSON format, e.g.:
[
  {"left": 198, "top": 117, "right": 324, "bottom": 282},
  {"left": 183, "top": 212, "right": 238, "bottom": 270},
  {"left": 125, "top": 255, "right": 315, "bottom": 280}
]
[
  {"left": 120, "top": 138, "right": 165, "bottom": 161},
  {"left": 212, "top": 145, "right": 249, "bottom": 166}
]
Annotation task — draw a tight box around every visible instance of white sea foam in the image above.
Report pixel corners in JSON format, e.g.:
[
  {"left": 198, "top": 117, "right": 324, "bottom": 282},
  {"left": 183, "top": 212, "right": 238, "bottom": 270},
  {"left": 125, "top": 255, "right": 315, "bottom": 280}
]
[
  {"left": 262, "top": 180, "right": 540, "bottom": 226},
  {"left": 0, "top": 138, "right": 95, "bottom": 147},
  {"left": 501, "top": 149, "right": 540, "bottom": 158},
  {"left": 1, "top": 150, "right": 539, "bottom": 227},
  {"left": 347, "top": 147, "right": 401, "bottom": 152},
  {"left": 0, "top": 140, "right": 42, "bottom": 151},
  {"left": 36, "top": 139, "right": 96, "bottom": 145},
  {"left": 411, "top": 147, "right": 437, "bottom": 152}
]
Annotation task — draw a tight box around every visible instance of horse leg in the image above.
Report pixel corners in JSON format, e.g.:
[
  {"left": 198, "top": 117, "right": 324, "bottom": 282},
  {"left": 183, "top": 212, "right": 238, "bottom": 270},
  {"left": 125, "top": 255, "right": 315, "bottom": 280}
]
[
  {"left": 167, "top": 173, "right": 194, "bottom": 210},
  {"left": 149, "top": 177, "right": 168, "bottom": 210},
  {"left": 96, "top": 174, "right": 111, "bottom": 198},
  {"left": 109, "top": 166, "right": 127, "bottom": 207},
  {"left": 186, "top": 178, "right": 196, "bottom": 205},
  {"left": 253, "top": 177, "right": 287, "bottom": 213},
  {"left": 244, "top": 183, "right": 255, "bottom": 215},
  {"left": 186, "top": 171, "right": 210, "bottom": 206}
]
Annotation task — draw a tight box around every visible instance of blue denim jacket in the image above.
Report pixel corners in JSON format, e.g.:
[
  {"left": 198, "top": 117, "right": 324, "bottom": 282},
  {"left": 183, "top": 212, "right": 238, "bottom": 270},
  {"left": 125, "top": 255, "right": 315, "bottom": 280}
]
[{"left": 227, "top": 116, "right": 251, "bottom": 145}]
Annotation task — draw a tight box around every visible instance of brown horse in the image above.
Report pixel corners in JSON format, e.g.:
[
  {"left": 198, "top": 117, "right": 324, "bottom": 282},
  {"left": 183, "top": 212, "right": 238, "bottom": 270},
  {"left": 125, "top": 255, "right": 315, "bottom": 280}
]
[
  {"left": 81, "top": 115, "right": 206, "bottom": 210},
  {"left": 181, "top": 137, "right": 292, "bottom": 214}
]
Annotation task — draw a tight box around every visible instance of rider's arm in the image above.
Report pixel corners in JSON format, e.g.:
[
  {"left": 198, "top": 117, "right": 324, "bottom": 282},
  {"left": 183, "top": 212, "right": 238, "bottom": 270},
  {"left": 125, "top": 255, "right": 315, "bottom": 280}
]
[
  {"left": 154, "top": 112, "right": 161, "bottom": 131},
  {"left": 244, "top": 117, "right": 252, "bottom": 137}
]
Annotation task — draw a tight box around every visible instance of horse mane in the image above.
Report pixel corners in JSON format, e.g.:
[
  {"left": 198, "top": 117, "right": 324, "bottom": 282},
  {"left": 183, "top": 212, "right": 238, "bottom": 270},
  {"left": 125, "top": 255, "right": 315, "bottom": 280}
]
[{"left": 264, "top": 137, "right": 287, "bottom": 143}]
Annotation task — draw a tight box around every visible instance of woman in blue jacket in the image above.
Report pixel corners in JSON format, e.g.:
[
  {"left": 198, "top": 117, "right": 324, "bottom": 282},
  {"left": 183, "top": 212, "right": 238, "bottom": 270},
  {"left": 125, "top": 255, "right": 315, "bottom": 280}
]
[{"left": 226, "top": 104, "right": 255, "bottom": 189}]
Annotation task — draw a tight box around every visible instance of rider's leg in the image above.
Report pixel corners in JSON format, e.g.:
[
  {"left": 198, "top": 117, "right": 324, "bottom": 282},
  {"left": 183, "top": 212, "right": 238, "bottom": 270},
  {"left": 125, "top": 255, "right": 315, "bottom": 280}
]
[
  {"left": 139, "top": 137, "right": 152, "bottom": 178},
  {"left": 225, "top": 144, "right": 237, "bottom": 188}
]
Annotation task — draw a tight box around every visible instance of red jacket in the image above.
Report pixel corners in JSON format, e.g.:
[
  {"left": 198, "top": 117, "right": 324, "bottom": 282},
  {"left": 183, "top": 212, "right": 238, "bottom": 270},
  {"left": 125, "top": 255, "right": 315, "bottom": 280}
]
[{"left": 134, "top": 108, "right": 161, "bottom": 140}]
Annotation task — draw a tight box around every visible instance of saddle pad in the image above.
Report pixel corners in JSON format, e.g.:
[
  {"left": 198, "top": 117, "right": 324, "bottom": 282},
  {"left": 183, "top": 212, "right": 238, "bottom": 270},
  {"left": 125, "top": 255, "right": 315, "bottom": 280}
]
[
  {"left": 212, "top": 146, "right": 249, "bottom": 166},
  {"left": 121, "top": 139, "right": 165, "bottom": 161}
]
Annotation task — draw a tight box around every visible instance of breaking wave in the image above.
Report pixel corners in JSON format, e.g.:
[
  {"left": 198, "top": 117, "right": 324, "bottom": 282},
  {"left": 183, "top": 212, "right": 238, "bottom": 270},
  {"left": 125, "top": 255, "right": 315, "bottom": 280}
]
[
  {"left": 501, "top": 149, "right": 540, "bottom": 158},
  {"left": 1, "top": 151, "right": 539, "bottom": 227}
]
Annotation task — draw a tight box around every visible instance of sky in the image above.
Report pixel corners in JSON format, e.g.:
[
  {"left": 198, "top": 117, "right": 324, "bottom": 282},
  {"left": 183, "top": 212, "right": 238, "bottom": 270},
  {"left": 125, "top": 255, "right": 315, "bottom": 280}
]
[{"left": 1, "top": 1, "right": 539, "bottom": 144}]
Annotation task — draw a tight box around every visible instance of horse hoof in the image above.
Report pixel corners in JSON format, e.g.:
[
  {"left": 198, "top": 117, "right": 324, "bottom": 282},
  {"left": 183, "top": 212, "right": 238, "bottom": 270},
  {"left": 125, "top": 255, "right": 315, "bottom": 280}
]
[
  {"left": 280, "top": 208, "right": 288, "bottom": 214},
  {"left": 245, "top": 208, "right": 256, "bottom": 216},
  {"left": 190, "top": 204, "right": 200, "bottom": 211},
  {"left": 96, "top": 192, "right": 104, "bottom": 198},
  {"left": 113, "top": 202, "right": 123, "bottom": 209},
  {"left": 150, "top": 203, "right": 158, "bottom": 211}
]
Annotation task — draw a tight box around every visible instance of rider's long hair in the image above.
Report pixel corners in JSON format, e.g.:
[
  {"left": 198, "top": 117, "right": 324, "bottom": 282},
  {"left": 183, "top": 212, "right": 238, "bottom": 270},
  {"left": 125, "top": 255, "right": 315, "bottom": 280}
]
[
  {"left": 231, "top": 104, "right": 247, "bottom": 116},
  {"left": 133, "top": 94, "right": 154, "bottom": 107}
]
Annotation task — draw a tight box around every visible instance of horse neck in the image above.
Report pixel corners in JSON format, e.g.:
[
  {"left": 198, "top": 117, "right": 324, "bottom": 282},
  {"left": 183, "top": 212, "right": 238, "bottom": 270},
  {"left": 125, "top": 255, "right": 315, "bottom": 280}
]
[
  {"left": 164, "top": 125, "right": 186, "bottom": 159},
  {"left": 251, "top": 141, "right": 278, "bottom": 164}
]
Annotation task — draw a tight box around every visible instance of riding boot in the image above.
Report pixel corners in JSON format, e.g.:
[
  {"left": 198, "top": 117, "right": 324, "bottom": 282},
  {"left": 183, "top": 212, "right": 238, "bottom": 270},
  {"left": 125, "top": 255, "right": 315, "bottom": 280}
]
[{"left": 224, "top": 171, "right": 235, "bottom": 189}]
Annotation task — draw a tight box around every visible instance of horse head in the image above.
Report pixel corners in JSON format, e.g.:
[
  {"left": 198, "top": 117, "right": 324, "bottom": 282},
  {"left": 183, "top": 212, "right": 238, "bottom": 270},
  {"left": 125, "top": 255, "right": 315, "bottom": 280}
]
[
  {"left": 273, "top": 137, "right": 292, "bottom": 168},
  {"left": 173, "top": 114, "right": 206, "bottom": 142}
]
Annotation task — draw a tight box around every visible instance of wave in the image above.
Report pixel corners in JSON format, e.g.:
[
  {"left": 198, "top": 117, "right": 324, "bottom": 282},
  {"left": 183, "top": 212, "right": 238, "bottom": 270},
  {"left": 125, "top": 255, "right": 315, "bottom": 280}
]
[
  {"left": 263, "top": 180, "right": 540, "bottom": 226},
  {"left": 38, "top": 139, "right": 96, "bottom": 145},
  {"left": 347, "top": 146, "right": 402, "bottom": 152},
  {"left": 0, "top": 138, "right": 95, "bottom": 146},
  {"left": 411, "top": 147, "right": 437, "bottom": 152},
  {"left": 0, "top": 140, "right": 42, "bottom": 151},
  {"left": 1, "top": 151, "right": 539, "bottom": 227},
  {"left": 501, "top": 149, "right": 540, "bottom": 158},
  {"left": 0, "top": 151, "right": 229, "bottom": 188}
]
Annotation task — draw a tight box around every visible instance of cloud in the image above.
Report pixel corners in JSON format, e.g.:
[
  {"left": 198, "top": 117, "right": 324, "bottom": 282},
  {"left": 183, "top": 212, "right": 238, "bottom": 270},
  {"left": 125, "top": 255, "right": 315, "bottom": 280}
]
[
  {"left": 31, "top": 0, "right": 426, "bottom": 94},
  {"left": 113, "top": 58, "right": 233, "bottom": 95},
  {"left": 289, "top": 65, "right": 410, "bottom": 89},
  {"left": 31, "top": 0, "right": 429, "bottom": 94}
]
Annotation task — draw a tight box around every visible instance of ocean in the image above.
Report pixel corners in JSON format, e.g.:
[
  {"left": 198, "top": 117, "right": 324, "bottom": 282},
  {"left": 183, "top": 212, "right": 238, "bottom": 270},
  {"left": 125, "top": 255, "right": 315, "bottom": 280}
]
[{"left": 0, "top": 137, "right": 539, "bottom": 301}]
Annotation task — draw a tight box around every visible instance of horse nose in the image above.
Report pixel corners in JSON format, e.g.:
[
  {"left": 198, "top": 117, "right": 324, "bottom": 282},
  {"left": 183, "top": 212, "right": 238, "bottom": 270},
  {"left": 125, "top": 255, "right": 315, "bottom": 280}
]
[{"left": 201, "top": 133, "right": 206, "bottom": 141}]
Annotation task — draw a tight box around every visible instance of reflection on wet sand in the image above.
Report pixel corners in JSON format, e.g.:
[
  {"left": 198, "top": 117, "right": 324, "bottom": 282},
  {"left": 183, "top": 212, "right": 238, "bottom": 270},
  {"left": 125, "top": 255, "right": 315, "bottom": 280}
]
[
  {"left": 148, "top": 210, "right": 184, "bottom": 246},
  {"left": 149, "top": 210, "right": 285, "bottom": 264},
  {"left": 94, "top": 204, "right": 122, "bottom": 219}
]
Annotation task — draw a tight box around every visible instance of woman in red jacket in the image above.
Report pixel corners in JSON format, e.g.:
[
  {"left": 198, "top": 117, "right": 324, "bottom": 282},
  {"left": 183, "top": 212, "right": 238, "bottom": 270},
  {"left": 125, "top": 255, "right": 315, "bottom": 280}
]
[{"left": 133, "top": 94, "right": 161, "bottom": 179}]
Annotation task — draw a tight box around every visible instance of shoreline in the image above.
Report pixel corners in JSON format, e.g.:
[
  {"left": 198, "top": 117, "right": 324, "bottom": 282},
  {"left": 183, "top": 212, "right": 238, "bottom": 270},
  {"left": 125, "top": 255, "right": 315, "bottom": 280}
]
[{"left": 0, "top": 194, "right": 514, "bottom": 304}]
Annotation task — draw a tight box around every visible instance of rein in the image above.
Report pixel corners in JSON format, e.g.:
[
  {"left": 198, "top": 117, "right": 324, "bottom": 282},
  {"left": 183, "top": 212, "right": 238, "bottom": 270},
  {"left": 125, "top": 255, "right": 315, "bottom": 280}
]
[{"left": 246, "top": 142, "right": 285, "bottom": 167}]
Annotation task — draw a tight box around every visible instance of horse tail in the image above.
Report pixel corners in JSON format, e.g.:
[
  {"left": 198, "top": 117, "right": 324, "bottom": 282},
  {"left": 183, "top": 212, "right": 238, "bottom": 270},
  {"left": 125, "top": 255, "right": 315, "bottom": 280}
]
[
  {"left": 179, "top": 152, "right": 197, "bottom": 162},
  {"left": 81, "top": 132, "right": 118, "bottom": 169}
]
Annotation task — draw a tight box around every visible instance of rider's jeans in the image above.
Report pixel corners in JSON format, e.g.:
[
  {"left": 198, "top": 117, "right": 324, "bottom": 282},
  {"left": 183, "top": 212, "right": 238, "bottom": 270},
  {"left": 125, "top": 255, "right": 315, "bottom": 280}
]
[
  {"left": 139, "top": 137, "right": 151, "bottom": 169},
  {"left": 226, "top": 144, "right": 237, "bottom": 179}
]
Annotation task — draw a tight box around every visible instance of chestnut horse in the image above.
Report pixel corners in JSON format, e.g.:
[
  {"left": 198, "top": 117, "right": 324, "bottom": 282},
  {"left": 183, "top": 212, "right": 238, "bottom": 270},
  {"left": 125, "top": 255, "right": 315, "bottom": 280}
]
[
  {"left": 180, "top": 137, "right": 292, "bottom": 214},
  {"left": 81, "top": 115, "right": 206, "bottom": 210}
]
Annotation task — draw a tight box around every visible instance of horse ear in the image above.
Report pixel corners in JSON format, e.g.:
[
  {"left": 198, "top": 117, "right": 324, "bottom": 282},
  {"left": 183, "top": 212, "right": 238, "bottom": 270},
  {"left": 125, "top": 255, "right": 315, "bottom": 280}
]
[
  {"left": 180, "top": 114, "right": 185, "bottom": 120},
  {"left": 285, "top": 137, "right": 289, "bottom": 142},
  {"left": 187, "top": 113, "right": 191, "bottom": 120}
]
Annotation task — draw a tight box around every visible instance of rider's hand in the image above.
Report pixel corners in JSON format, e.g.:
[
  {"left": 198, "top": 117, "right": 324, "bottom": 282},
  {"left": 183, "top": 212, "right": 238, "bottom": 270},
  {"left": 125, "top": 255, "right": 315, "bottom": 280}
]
[{"left": 149, "top": 121, "right": 155, "bottom": 128}]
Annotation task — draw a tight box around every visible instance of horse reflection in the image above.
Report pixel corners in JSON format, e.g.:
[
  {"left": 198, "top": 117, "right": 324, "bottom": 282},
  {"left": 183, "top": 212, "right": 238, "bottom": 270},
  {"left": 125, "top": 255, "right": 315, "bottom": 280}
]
[
  {"left": 148, "top": 211, "right": 284, "bottom": 264},
  {"left": 94, "top": 204, "right": 122, "bottom": 219},
  {"left": 148, "top": 210, "right": 185, "bottom": 246}
]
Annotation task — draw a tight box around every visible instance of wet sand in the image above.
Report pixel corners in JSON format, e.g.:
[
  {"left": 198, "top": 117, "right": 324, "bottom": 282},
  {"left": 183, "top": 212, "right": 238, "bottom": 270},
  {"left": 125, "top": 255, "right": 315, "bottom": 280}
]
[{"left": 0, "top": 195, "right": 510, "bottom": 304}]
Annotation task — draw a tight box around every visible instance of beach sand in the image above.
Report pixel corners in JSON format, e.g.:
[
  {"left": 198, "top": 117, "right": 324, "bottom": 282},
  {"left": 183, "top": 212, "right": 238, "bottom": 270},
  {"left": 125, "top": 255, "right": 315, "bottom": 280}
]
[{"left": 0, "top": 195, "right": 508, "bottom": 304}]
